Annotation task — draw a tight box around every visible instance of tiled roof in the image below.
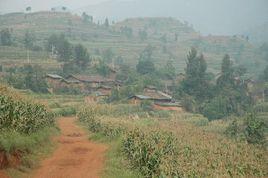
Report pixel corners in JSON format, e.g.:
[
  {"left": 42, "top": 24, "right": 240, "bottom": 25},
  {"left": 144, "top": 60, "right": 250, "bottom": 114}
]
[
  {"left": 130, "top": 91, "right": 172, "bottom": 100},
  {"left": 69, "top": 75, "right": 115, "bottom": 83},
  {"left": 46, "top": 74, "right": 63, "bottom": 79}
]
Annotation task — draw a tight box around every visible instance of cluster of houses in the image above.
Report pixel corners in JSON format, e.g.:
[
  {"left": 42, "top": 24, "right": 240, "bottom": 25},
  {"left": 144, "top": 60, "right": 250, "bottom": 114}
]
[
  {"left": 45, "top": 71, "right": 268, "bottom": 111},
  {"left": 45, "top": 74, "right": 118, "bottom": 96},
  {"left": 45, "top": 73, "right": 183, "bottom": 110}
]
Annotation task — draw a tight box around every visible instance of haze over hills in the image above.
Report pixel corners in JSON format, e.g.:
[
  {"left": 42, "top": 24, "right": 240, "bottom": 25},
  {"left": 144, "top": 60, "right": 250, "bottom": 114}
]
[
  {"left": 0, "top": 11, "right": 266, "bottom": 77},
  {"left": 1, "top": 0, "right": 268, "bottom": 38}
]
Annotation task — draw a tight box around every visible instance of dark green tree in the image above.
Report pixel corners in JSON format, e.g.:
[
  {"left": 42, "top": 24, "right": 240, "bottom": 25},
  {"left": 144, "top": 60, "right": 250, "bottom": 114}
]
[
  {"left": 23, "top": 65, "right": 48, "bottom": 93},
  {"left": 26, "top": 6, "right": 31, "bottom": 12},
  {"left": 102, "top": 48, "right": 114, "bottom": 63},
  {"left": 136, "top": 46, "right": 155, "bottom": 75},
  {"left": 47, "top": 34, "right": 72, "bottom": 61},
  {"left": 201, "top": 54, "right": 252, "bottom": 120},
  {"left": 139, "top": 45, "right": 153, "bottom": 61},
  {"left": 217, "top": 54, "right": 234, "bottom": 88},
  {"left": 262, "top": 65, "right": 268, "bottom": 82},
  {"left": 73, "top": 44, "right": 90, "bottom": 70},
  {"left": 120, "top": 26, "right": 133, "bottom": 38},
  {"left": 181, "top": 48, "right": 210, "bottom": 100},
  {"left": 160, "top": 60, "right": 176, "bottom": 79},
  {"left": 24, "top": 31, "right": 35, "bottom": 49},
  {"left": 82, "top": 12, "right": 93, "bottom": 23},
  {"left": 96, "top": 60, "right": 110, "bottom": 77},
  {"left": 0, "top": 28, "right": 12, "bottom": 46},
  {"left": 244, "top": 112, "right": 265, "bottom": 144},
  {"left": 138, "top": 29, "right": 148, "bottom": 41},
  {"left": 104, "top": 18, "right": 109, "bottom": 28},
  {"left": 136, "top": 60, "right": 155, "bottom": 75}
]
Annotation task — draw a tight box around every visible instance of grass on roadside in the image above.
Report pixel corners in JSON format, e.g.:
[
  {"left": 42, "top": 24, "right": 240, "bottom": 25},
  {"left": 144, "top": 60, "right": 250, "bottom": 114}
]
[
  {"left": 88, "top": 132, "right": 143, "bottom": 178},
  {"left": 0, "top": 127, "right": 59, "bottom": 178}
]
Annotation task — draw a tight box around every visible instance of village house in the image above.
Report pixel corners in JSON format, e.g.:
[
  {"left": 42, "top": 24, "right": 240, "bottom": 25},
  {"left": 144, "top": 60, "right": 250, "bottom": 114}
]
[
  {"left": 246, "top": 80, "right": 268, "bottom": 103},
  {"left": 129, "top": 85, "right": 183, "bottom": 110},
  {"left": 45, "top": 74, "right": 82, "bottom": 93},
  {"left": 129, "top": 89, "right": 172, "bottom": 104},
  {"left": 45, "top": 74, "right": 65, "bottom": 92}
]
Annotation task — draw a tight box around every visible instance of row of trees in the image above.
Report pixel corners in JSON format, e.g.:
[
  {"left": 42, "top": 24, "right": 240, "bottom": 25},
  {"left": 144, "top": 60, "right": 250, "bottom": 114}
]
[
  {"left": 177, "top": 48, "right": 252, "bottom": 120},
  {"left": 0, "top": 28, "right": 42, "bottom": 51},
  {"left": 6, "top": 65, "right": 48, "bottom": 93}
]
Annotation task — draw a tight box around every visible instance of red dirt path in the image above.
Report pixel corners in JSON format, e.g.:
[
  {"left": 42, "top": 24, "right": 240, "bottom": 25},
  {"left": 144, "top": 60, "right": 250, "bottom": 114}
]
[
  {"left": 30, "top": 117, "right": 108, "bottom": 178},
  {"left": 0, "top": 170, "right": 9, "bottom": 178}
]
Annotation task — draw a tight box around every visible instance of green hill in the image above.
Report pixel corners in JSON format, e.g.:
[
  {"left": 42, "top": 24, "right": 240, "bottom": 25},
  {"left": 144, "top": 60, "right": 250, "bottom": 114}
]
[{"left": 0, "top": 11, "right": 266, "bottom": 77}]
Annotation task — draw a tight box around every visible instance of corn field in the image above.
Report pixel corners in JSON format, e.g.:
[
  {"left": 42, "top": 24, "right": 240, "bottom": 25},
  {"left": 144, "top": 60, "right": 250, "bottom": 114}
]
[
  {"left": 78, "top": 106, "right": 181, "bottom": 178},
  {"left": 78, "top": 104, "right": 267, "bottom": 178},
  {"left": 0, "top": 85, "right": 55, "bottom": 134}
]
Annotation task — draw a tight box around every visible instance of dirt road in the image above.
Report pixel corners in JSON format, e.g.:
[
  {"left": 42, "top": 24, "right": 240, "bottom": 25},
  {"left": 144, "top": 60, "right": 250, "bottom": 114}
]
[
  {"left": 0, "top": 171, "right": 9, "bottom": 178},
  {"left": 30, "top": 117, "right": 108, "bottom": 178}
]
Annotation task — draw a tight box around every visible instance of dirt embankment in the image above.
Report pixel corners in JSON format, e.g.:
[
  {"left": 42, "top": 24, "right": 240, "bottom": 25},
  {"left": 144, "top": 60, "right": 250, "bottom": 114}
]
[{"left": 30, "top": 117, "right": 108, "bottom": 178}]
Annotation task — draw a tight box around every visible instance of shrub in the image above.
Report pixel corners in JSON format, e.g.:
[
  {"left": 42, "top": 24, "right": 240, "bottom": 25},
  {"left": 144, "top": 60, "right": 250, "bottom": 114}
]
[
  {"left": 225, "top": 119, "right": 240, "bottom": 138},
  {"left": 181, "top": 95, "right": 196, "bottom": 112},
  {"left": 201, "top": 95, "right": 229, "bottom": 120},
  {"left": 140, "top": 100, "right": 153, "bottom": 111},
  {"left": 244, "top": 113, "right": 266, "bottom": 145},
  {"left": 53, "top": 107, "right": 76, "bottom": 117},
  {"left": 225, "top": 113, "right": 266, "bottom": 145}
]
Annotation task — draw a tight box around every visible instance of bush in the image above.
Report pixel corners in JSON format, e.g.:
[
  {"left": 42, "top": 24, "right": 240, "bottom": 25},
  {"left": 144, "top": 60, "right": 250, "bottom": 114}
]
[
  {"left": 225, "top": 119, "right": 241, "bottom": 138},
  {"left": 53, "top": 107, "right": 76, "bottom": 117},
  {"left": 244, "top": 113, "right": 266, "bottom": 145},
  {"left": 225, "top": 113, "right": 266, "bottom": 145},
  {"left": 181, "top": 95, "right": 196, "bottom": 112},
  {"left": 140, "top": 100, "right": 153, "bottom": 111},
  {"left": 201, "top": 95, "right": 229, "bottom": 120}
]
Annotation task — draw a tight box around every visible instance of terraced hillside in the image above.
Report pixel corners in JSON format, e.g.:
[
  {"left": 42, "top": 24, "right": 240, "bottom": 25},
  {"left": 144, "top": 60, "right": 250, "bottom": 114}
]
[{"left": 0, "top": 11, "right": 266, "bottom": 76}]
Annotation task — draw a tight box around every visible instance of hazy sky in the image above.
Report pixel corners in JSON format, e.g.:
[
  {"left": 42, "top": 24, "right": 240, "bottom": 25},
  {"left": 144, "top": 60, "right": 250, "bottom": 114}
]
[
  {"left": 0, "top": 0, "right": 267, "bottom": 36},
  {"left": 0, "top": 0, "right": 107, "bottom": 12}
]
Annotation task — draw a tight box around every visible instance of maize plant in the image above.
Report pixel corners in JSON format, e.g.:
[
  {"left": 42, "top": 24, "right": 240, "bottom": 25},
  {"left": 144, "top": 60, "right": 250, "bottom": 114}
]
[
  {"left": 0, "top": 94, "right": 55, "bottom": 134},
  {"left": 78, "top": 106, "right": 125, "bottom": 138},
  {"left": 123, "top": 128, "right": 181, "bottom": 178}
]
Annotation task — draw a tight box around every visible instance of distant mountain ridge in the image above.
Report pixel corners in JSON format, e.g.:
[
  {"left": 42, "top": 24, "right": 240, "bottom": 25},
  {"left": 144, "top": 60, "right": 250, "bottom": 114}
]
[
  {"left": 77, "top": 0, "right": 268, "bottom": 37},
  {"left": 0, "top": 11, "right": 266, "bottom": 78}
]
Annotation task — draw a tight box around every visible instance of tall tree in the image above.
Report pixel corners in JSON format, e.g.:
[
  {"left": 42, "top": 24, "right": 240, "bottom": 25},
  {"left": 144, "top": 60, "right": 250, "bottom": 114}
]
[
  {"left": 136, "top": 45, "right": 155, "bottom": 75},
  {"left": 102, "top": 48, "right": 114, "bottom": 63},
  {"left": 47, "top": 34, "right": 72, "bottom": 61},
  {"left": 74, "top": 44, "right": 90, "bottom": 70},
  {"left": 136, "top": 60, "right": 155, "bottom": 75},
  {"left": 217, "top": 54, "right": 234, "bottom": 88},
  {"left": 104, "top": 18, "right": 109, "bottom": 28},
  {"left": 0, "top": 28, "right": 12, "bottom": 46},
  {"left": 24, "top": 31, "right": 35, "bottom": 49},
  {"left": 182, "top": 47, "right": 209, "bottom": 100},
  {"left": 262, "top": 65, "right": 268, "bottom": 82},
  {"left": 138, "top": 29, "right": 148, "bottom": 41},
  {"left": 82, "top": 12, "right": 93, "bottom": 23},
  {"left": 23, "top": 65, "right": 48, "bottom": 93},
  {"left": 26, "top": 6, "right": 31, "bottom": 12}
]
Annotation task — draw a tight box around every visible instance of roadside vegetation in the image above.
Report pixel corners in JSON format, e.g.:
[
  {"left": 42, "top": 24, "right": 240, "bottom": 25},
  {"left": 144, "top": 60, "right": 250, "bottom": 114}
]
[
  {"left": 0, "top": 84, "right": 56, "bottom": 172},
  {"left": 78, "top": 104, "right": 267, "bottom": 177}
]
